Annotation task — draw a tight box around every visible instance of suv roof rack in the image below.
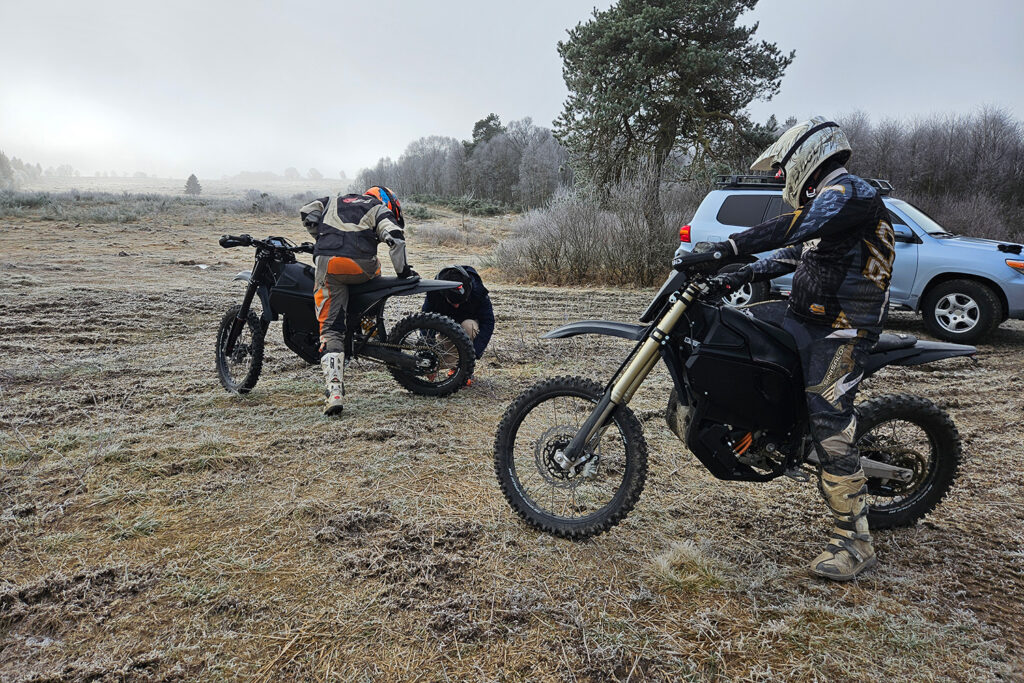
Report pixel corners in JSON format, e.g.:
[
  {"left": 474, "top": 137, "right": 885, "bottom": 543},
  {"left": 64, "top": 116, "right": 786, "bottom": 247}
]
[
  {"left": 716, "top": 174, "right": 897, "bottom": 196},
  {"left": 866, "top": 178, "right": 894, "bottom": 195},
  {"left": 715, "top": 174, "right": 784, "bottom": 189}
]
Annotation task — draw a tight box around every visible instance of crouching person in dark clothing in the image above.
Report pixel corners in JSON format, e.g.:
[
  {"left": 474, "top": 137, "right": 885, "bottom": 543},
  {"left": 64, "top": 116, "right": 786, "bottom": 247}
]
[{"left": 423, "top": 266, "right": 494, "bottom": 376}]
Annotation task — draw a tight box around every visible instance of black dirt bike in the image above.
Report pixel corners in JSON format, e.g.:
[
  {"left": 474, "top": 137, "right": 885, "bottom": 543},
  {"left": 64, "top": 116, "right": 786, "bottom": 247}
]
[
  {"left": 494, "top": 247, "right": 975, "bottom": 539},
  {"left": 215, "top": 234, "right": 474, "bottom": 396}
]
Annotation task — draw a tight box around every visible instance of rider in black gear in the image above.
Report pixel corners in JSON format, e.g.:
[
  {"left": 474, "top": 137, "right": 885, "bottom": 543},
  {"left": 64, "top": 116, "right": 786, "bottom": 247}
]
[{"left": 695, "top": 117, "right": 896, "bottom": 582}]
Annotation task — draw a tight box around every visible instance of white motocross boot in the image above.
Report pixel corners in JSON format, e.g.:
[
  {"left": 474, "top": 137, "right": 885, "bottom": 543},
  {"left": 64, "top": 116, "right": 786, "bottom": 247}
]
[
  {"left": 810, "top": 469, "right": 877, "bottom": 581},
  {"left": 321, "top": 353, "right": 345, "bottom": 416}
]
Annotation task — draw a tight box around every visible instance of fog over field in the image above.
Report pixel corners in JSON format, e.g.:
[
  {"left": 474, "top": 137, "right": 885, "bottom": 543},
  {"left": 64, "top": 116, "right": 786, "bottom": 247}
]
[{"left": 1, "top": 0, "right": 1022, "bottom": 179}]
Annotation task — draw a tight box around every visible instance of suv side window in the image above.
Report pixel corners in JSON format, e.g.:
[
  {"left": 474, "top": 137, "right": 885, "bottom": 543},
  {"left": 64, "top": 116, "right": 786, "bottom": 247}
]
[
  {"left": 764, "top": 197, "right": 785, "bottom": 222},
  {"left": 888, "top": 210, "right": 906, "bottom": 226},
  {"left": 716, "top": 195, "right": 772, "bottom": 227}
]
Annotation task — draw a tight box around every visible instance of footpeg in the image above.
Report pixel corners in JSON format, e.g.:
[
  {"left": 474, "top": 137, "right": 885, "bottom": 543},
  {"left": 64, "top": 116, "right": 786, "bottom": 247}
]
[{"left": 784, "top": 467, "right": 811, "bottom": 482}]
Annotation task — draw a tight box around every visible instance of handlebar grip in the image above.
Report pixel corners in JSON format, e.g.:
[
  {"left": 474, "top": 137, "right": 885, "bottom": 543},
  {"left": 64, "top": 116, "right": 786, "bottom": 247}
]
[
  {"left": 219, "top": 234, "right": 252, "bottom": 248},
  {"left": 296, "top": 243, "right": 314, "bottom": 254},
  {"left": 672, "top": 249, "right": 724, "bottom": 271}
]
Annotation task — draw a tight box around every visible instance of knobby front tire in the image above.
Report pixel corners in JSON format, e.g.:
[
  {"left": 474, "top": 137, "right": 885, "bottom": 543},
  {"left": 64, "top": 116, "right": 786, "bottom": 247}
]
[
  {"left": 494, "top": 376, "right": 648, "bottom": 540},
  {"left": 215, "top": 305, "right": 265, "bottom": 394}
]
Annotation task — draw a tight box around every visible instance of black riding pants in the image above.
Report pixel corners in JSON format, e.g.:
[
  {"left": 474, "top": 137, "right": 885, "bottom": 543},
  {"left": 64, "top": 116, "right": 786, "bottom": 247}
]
[{"left": 782, "top": 313, "right": 879, "bottom": 476}]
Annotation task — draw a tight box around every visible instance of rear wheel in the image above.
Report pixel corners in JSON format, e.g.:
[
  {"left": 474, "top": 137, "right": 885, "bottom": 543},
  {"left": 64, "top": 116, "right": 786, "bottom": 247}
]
[
  {"left": 385, "top": 312, "right": 474, "bottom": 396},
  {"left": 215, "top": 305, "right": 265, "bottom": 394},
  {"left": 856, "top": 394, "right": 961, "bottom": 529},
  {"left": 494, "top": 376, "right": 648, "bottom": 539},
  {"left": 921, "top": 279, "right": 1001, "bottom": 343}
]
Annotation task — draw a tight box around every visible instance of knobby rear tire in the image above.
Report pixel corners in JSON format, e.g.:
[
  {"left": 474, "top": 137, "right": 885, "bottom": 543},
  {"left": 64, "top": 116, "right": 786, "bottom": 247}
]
[
  {"left": 215, "top": 305, "right": 265, "bottom": 394},
  {"left": 856, "top": 393, "right": 962, "bottom": 529},
  {"left": 386, "top": 312, "right": 475, "bottom": 397},
  {"left": 494, "top": 376, "right": 648, "bottom": 539}
]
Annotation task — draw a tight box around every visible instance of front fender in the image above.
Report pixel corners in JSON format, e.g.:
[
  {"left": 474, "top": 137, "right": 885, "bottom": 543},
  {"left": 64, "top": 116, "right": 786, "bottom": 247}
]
[{"left": 542, "top": 320, "right": 646, "bottom": 341}]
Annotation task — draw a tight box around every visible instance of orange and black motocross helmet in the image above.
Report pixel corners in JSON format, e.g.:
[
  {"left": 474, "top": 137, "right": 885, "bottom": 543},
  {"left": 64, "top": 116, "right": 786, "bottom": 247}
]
[{"left": 364, "top": 185, "right": 404, "bottom": 228}]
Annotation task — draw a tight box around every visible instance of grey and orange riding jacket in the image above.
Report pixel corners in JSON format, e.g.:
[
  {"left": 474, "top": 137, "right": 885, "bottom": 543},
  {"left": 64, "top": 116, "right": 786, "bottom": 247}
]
[
  {"left": 728, "top": 170, "right": 896, "bottom": 330},
  {"left": 299, "top": 193, "right": 408, "bottom": 276}
]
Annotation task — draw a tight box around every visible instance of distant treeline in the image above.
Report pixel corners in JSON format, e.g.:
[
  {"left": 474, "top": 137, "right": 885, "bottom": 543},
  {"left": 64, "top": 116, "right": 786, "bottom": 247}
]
[
  {"left": 0, "top": 151, "right": 44, "bottom": 189},
  {"left": 352, "top": 108, "right": 1023, "bottom": 241},
  {"left": 484, "top": 108, "right": 1024, "bottom": 286},
  {"left": 838, "top": 108, "right": 1023, "bottom": 241},
  {"left": 353, "top": 115, "right": 571, "bottom": 210}
]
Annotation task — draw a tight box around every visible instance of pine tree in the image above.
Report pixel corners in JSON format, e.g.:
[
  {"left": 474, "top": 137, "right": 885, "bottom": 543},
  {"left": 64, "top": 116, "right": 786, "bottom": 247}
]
[
  {"left": 184, "top": 173, "right": 202, "bottom": 195},
  {"left": 554, "top": 0, "right": 792, "bottom": 231}
]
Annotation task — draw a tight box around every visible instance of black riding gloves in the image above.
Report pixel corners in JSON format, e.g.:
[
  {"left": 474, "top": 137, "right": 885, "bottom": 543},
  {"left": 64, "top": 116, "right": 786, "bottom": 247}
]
[{"left": 708, "top": 266, "right": 753, "bottom": 297}]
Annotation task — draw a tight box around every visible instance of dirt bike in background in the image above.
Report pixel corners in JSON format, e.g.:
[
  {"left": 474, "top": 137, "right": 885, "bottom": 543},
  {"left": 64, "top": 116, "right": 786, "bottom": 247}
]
[
  {"left": 214, "top": 234, "right": 474, "bottom": 396},
  {"left": 494, "top": 247, "right": 976, "bottom": 539}
]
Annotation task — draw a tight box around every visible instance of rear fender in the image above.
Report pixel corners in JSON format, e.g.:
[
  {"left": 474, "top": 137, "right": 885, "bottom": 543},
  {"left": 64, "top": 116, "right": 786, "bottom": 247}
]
[
  {"left": 864, "top": 339, "right": 976, "bottom": 377},
  {"left": 541, "top": 320, "right": 647, "bottom": 341},
  {"left": 351, "top": 278, "right": 462, "bottom": 314},
  {"left": 403, "top": 278, "right": 463, "bottom": 296}
]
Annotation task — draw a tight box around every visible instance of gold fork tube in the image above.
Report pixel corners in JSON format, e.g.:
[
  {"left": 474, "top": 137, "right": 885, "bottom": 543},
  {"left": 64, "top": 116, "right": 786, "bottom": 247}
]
[{"left": 610, "top": 284, "right": 698, "bottom": 405}]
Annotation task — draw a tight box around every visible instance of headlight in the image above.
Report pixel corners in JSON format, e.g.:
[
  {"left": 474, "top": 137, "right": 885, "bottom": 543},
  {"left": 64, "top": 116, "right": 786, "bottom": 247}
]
[{"left": 1007, "top": 259, "right": 1024, "bottom": 275}]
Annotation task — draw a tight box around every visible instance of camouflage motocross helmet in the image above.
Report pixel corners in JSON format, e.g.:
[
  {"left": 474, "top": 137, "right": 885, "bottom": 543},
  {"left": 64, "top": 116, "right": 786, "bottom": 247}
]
[{"left": 751, "top": 116, "right": 852, "bottom": 208}]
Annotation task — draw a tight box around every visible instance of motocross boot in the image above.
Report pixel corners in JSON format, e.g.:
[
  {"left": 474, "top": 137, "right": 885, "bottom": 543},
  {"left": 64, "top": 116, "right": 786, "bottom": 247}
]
[
  {"left": 321, "top": 352, "right": 345, "bottom": 417},
  {"left": 810, "top": 469, "right": 876, "bottom": 581}
]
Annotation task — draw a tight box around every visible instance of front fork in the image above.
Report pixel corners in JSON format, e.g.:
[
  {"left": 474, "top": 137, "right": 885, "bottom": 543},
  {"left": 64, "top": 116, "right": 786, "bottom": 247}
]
[
  {"left": 225, "top": 262, "right": 266, "bottom": 355},
  {"left": 559, "top": 282, "right": 702, "bottom": 465}
]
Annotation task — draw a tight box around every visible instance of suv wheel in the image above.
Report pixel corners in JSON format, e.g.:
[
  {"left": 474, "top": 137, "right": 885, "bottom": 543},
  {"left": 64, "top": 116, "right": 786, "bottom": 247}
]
[
  {"left": 719, "top": 263, "right": 769, "bottom": 308},
  {"left": 921, "top": 279, "right": 1001, "bottom": 344}
]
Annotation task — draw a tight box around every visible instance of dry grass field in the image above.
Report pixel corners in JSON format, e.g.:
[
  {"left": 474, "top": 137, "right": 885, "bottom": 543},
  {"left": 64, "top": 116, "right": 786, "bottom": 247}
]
[{"left": 1, "top": 197, "right": 1022, "bottom": 681}]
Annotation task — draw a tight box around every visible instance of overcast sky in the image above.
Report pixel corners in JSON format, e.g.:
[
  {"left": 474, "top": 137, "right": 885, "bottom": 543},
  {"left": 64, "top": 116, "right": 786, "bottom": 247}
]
[{"left": 1, "top": 0, "right": 1021, "bottom": 179}]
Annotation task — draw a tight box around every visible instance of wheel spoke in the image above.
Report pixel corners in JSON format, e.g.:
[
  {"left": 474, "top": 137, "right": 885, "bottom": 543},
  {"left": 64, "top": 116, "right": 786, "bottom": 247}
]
[{"left": 510, "top": 391, "right": 629, "bottom": 521}]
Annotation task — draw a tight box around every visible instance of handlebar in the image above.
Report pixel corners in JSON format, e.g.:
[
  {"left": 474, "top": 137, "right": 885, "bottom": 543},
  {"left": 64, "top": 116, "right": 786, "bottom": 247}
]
[{"left": 219, "top": 234, "right": 313, "bottom": 254}]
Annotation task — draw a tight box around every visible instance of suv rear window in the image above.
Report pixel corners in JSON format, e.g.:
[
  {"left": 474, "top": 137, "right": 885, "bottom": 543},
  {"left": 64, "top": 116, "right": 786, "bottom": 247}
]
[{"left": 716, "top": 195, "right": 772, "bottom": 227}]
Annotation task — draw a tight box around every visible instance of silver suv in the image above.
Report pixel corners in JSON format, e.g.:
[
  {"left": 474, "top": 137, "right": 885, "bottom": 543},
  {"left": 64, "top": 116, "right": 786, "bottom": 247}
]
[{"left": 679, "top": 175, "right": 1024, "bottom": 343}]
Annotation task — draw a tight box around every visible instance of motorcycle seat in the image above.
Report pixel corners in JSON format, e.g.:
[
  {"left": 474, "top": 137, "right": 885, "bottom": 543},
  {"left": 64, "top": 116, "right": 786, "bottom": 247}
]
[
  {"left": 870, "top": 333, "right": 917, "bottom": 353},
  {"left": 349, "top": 275, "right": 421, "bottom": 293}
]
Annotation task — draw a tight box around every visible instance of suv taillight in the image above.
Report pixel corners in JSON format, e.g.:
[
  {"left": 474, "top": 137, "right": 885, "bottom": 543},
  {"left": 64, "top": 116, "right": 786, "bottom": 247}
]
[{"left": 679, "top": 224, "right": 691, "bottom": 242}]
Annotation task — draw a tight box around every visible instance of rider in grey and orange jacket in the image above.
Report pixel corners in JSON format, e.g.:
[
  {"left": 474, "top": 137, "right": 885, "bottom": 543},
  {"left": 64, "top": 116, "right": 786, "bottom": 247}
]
[{"left": 299, "top": 186, "right": 416, "bottom": 416}]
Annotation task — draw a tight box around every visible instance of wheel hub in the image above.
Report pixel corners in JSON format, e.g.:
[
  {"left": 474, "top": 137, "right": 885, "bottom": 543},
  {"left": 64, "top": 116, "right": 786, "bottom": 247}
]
[
  {"left": 936, "top": 293, "right": 979, "bottom": 332},
  {"left": 535, "top": 425, "right": 596, "bottom": 486},
  {"left": 864, "top": 445, "right": 926, "bottom": 496},
  {"left": 413, "top": 349, "right": 440, "bottom": 373},
  {"left": 230, "top": 343, "right": 251, "bottom": 364},
  {"left": 726, "top": 284, "right": 753, "bottom": 307}
]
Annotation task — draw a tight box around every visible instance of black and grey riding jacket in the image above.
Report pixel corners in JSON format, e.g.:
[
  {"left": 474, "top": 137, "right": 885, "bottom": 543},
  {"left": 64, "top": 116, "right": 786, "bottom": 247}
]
[
  {"left": 299, "top": 193, "right": 408, "bottom": 274},
  {"left": 728, "top": 170, "right": 896, "bottom": 330}
]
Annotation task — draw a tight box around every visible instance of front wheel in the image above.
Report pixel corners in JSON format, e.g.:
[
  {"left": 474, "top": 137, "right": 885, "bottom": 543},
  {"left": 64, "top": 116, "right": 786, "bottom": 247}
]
[
  {"left": 494, "top": 376, "right": 648, "bottom": 539},
  {"left": 385, "top": 312, "right": 474, "bottom": 396},
  {"left": 856, "top": 394, "right": 962, "bottom": 529},
  {"left": 215, "top": 305, "right": 265, "bottom": 394}
]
